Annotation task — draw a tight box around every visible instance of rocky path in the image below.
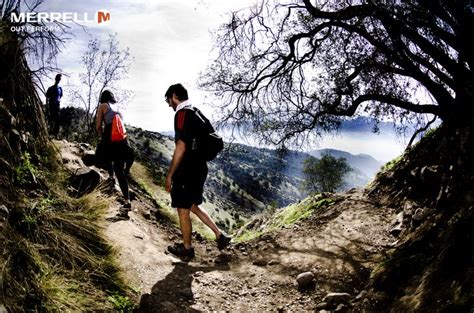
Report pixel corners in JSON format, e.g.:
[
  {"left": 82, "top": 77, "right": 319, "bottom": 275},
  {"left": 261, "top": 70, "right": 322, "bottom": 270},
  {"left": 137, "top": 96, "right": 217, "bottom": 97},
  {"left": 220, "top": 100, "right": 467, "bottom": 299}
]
[
  {"left": 104, "top": 189, "right": 396, "bottom": 312},
  {"left": 58, "top": 140, "right": 397, "bottom": 312}
]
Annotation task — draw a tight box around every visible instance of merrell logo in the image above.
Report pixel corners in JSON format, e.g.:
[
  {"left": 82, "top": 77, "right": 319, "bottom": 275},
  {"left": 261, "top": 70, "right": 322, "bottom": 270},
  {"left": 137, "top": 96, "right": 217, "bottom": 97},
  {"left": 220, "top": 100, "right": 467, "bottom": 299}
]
[
  {"left": 10, "top": 9, "right": 111, "bottom": 25},
  {"left": 96, "top": 10, "right": 110, "bottom": 24}
]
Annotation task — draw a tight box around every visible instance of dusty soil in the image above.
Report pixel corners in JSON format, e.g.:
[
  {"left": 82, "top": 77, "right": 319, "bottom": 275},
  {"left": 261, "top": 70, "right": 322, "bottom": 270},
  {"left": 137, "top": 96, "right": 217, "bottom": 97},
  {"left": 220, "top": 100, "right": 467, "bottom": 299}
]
[{"left": 57, "top": 140, "right": 397, "bottom": 312}]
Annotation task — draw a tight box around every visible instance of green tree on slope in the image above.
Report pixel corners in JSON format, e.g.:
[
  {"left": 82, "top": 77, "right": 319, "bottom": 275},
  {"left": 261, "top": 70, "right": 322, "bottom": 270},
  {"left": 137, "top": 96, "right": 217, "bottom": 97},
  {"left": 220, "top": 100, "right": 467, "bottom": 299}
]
[{"left": 302, "top": 154, "right": 352, "bottom": 193}]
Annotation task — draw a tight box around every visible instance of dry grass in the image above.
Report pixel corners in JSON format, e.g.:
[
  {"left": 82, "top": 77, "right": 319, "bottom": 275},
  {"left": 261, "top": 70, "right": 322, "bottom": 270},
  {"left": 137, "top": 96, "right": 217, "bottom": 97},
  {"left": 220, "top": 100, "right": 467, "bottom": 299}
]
[{"left": 1, "top": 184, "right": 133, "bottom": 311}]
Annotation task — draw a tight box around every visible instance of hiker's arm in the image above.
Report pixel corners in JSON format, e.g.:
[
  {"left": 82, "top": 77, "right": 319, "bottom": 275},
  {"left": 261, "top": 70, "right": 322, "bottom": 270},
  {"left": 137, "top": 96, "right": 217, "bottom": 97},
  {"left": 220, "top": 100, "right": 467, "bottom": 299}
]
[
  {"left": 95, "top": 104, "right": 104, "bottom": 136},
  {"left": 166, "top": 139, "right": 186, "bottom": 192}
]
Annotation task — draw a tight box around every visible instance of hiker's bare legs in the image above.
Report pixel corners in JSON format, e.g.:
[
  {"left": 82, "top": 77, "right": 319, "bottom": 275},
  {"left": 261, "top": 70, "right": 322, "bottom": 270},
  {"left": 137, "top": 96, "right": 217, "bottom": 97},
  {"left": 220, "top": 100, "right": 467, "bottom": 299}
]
[
  {"left": 177, "top": 208, "right": 192, "bottom": 249},
  {"left": 190, "top": 204, "right": 221, "bottom": 239}
]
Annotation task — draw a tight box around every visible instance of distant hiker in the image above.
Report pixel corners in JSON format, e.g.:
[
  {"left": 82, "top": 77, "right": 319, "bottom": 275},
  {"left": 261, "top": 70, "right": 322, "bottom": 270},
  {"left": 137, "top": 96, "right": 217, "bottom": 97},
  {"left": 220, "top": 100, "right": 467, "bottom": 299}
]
[
  {"left": 95, "top": 90, "right": 134, "bottom": 214},
  {"left": 164, "top": 83, "right": 231, "bottom": 260},
  {"left": 45, "top": 73, "right": 63, "bottom": 137}
]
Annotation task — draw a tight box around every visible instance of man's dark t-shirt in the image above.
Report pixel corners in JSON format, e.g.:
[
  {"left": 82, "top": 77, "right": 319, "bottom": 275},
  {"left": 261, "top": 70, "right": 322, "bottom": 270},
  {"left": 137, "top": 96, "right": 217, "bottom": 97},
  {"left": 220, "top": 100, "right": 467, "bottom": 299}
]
[
  {"left": 173, "top": 108, "right": 207, "bottom": 182},
  {"left": 46, "top": 85, "right": 62, "bottom": 104},
  {"left": 45, "top": 84, "right": 62, "bottom": 136}
]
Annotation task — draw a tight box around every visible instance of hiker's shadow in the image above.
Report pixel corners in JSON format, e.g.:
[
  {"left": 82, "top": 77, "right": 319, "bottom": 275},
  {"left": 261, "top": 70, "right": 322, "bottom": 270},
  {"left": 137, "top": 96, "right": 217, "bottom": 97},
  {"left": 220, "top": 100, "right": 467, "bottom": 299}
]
[{"left": 137, "top": 260, "right": 230, "bottom": 312}]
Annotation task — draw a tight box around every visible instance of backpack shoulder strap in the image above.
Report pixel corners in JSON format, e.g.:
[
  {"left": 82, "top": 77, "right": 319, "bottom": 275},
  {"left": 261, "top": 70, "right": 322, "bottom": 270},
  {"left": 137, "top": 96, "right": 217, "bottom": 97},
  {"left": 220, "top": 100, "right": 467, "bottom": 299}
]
[
  {"left": 191, "top": 107, "right": 206, "bottom": 124},
  {"left": 192, "top": 107, "right": 216, "bottom": 134}
]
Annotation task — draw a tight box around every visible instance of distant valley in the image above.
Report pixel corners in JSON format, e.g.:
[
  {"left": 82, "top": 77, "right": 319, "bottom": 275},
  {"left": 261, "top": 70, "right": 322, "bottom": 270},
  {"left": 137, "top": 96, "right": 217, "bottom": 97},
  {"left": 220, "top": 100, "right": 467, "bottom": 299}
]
[{"left": 127, "top": 126, "right": 383, "bottom": 231}]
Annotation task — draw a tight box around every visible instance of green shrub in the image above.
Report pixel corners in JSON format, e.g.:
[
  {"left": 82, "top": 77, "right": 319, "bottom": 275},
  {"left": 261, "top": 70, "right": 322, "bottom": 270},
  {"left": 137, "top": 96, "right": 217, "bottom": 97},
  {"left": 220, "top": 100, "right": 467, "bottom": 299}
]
[
  {"left": 15, "top": 152, "right": 38, "bottom": 185},
  {"left": 108, "top": 293, "right": 135, "bottom": 312}
]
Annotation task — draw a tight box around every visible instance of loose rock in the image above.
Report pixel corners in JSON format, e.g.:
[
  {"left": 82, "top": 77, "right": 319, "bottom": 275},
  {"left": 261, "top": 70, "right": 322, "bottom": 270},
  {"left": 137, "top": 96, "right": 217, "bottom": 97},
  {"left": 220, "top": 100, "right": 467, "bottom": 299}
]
[
  {"left": 322, "top": 292, "right": 351, "bottom": 305},
  {"left": 296, "top": 272, "right": 315, "bottom": 288}
]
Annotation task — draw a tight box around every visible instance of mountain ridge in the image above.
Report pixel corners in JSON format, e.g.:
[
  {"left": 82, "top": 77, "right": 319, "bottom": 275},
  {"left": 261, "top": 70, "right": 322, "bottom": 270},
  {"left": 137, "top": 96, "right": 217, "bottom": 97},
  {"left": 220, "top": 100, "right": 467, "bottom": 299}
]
[{"left": 309, "top": 148, "right": 383, "bottom": 177}]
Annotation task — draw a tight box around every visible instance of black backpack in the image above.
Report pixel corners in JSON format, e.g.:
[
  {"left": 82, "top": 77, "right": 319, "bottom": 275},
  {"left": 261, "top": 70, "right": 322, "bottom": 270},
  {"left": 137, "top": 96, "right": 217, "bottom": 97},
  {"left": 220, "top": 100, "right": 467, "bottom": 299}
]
[{"left": 189, "top": 107, "right": 224, "bottom": 161}]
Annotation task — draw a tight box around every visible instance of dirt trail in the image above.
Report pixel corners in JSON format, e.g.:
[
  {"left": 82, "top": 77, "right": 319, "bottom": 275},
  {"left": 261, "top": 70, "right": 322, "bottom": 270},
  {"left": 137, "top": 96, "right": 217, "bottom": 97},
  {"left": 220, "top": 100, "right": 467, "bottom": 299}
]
[
  {"left": 58, "top": 141, "right": 396, "bottom": 312},
  {"left": 105, "top": 185, "right": 395, "bottom": 312}
]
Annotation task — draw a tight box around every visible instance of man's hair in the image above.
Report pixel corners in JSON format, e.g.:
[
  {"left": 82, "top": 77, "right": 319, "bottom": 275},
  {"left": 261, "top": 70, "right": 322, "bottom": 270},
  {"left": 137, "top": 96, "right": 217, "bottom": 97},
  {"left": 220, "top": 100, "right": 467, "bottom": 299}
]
[
  {"left": 55, "top": 74, "right": 62, "bottom": 81},
  {"left": 100, "top": 90, "right": 117, "bottom": 104},
  {"left": 165, "top": 83, "right": 188, "bottom": 101}
]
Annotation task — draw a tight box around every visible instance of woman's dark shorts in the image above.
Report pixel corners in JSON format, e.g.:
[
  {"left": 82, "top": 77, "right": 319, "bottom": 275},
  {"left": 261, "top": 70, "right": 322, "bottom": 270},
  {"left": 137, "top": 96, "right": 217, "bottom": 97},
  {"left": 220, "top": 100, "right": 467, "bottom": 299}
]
[{"left": 171, "top": 163, "right": 208, "bottom": 209}]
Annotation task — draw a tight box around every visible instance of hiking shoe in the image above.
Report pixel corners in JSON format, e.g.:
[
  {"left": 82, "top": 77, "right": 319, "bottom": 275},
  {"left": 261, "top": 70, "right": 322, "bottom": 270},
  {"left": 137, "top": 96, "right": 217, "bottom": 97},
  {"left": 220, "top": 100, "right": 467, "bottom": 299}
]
[
  {"left": 123, "top": 202, "right": 131, "bottom": 209},
  {"left": 216, "top": 232, "right": 232, "bottom": 250},
  {"left": 167, "top": 243, "right": 195, "bottom": 260}
]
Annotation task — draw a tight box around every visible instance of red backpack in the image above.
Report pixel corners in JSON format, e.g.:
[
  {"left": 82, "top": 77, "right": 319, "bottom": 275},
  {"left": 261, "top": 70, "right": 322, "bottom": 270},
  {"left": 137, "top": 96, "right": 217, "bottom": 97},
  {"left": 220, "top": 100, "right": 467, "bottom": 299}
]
[{"left": 111, "top": 113, "right": 127, "bottom": 142}]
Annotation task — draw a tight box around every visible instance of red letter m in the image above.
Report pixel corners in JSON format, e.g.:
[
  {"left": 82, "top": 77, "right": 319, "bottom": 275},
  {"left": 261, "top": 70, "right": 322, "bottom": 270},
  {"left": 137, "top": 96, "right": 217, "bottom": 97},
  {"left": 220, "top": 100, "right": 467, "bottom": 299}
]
[{"left": 97, "top": 11, "right": 110, "bottom": 24}]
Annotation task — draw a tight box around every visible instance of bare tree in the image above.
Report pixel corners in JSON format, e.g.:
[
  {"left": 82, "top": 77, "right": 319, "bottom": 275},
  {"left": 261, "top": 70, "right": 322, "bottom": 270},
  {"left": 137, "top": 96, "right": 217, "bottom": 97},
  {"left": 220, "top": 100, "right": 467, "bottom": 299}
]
[
  {"left": 69, "top": 33, "right": 133, "bottom": 137},
  {"left": 200, "top": 0, "right": 473, "bottom": 147}
]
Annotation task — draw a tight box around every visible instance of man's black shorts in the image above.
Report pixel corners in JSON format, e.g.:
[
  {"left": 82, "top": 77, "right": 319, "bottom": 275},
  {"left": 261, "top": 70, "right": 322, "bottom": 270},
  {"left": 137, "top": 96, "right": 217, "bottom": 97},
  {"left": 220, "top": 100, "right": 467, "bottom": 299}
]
[{"left": 171, "top": 164, "right": 208, "bottom": 209}]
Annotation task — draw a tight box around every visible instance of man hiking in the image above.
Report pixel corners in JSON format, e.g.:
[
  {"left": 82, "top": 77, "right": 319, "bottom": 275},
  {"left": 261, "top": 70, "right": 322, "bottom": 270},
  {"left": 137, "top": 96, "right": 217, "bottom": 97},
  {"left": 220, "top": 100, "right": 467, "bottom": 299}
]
[
  {"left": 165, "top": 83, "right": 231, "bottom": 260},
  {"left": 45, "top": 74, "right": 63, "bottom": 137}
]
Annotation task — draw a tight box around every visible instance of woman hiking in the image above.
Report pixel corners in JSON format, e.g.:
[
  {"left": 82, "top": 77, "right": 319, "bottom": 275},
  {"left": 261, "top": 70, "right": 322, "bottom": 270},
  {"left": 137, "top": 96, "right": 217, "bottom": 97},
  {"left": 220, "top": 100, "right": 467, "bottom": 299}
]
[{"left": 95, "top": 90, "right": 134, "bottom": 214}]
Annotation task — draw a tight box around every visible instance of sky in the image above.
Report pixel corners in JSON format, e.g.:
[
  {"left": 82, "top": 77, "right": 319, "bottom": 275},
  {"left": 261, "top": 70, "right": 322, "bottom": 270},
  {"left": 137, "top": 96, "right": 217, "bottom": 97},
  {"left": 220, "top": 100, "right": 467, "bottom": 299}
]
[
  {"left": 30, "top": 0, "right": 407, "bottom": 162},
  {"left": 36, "top": 0, "right": 255, "bottom": 130}
]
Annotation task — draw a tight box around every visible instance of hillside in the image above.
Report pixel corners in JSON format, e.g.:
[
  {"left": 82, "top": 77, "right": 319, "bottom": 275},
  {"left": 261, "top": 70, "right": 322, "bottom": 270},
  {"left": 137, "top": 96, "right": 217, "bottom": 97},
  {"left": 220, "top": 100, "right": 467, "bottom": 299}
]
[
  {"left": 126, "top": 126, "right": 307, "bottom": 231},
  {"left": 126, "top": 125, "right": 383, "bottom": 231},
  {"left": 56, "top": 107, "right": 383, "bottom": 222},
  {"left": 54, "top": 140, "right": 397, "bottom": 311},
  {"left": 0, "top": 29, "right": 134, "bottom": 309},
  {"left": 51, "top": 123, "right": 473, "bottom": 312}
]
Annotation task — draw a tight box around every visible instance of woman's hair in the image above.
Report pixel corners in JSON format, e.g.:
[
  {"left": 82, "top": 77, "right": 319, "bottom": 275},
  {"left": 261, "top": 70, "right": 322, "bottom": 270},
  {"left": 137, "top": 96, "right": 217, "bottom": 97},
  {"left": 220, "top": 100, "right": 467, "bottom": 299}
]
[{"left": 100, "top": 90, "right": 117, "bottom": 103}]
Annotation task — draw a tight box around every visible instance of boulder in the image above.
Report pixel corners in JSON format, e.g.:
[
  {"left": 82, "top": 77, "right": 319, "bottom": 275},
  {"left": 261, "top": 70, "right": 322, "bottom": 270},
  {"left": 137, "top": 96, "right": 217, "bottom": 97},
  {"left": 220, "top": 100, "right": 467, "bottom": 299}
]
[
  {"left": 69, "top": 167, "right": 101, "bottom": 196},
  {"left": 82, "top": 152, "right": 96, "bottom": 166}
]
